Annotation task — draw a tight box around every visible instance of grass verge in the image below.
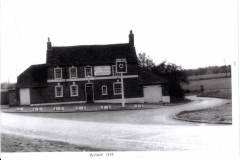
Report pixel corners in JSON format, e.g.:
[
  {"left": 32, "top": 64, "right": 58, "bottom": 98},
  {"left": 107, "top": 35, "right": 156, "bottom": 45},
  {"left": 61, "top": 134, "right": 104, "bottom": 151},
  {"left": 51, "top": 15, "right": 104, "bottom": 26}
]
[
  {"left": 1, "top": 133, "right": 105, "bottom": 152},
  {"left": 174, "top": 102, "right": 232, "bottom": 124}
]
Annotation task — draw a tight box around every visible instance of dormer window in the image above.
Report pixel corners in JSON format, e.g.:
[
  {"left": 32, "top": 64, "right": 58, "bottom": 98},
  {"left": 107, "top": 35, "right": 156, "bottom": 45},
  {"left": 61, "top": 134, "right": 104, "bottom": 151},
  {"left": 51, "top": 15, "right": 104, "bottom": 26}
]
[
  {"left": 85, "top": 66, "right": 92, "bottom": 77},
  {"left": 54, "top": 67, "right": 62, "bottom": 79},
  {"left": 69, "top": 66, "right": 77, "bottom": 79}
]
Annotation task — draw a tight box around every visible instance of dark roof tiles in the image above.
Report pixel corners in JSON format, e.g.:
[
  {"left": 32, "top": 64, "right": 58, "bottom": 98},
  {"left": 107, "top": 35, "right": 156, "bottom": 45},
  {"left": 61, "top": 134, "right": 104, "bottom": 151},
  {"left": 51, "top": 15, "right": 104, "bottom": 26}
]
[
  {"left": 47, "top": 43, "right": 138, "bottom": 65},
  {"left": 138, "top": 69, "right": 166, "bottom": 85},
  {"left": 17, "top": 64, "right": 47, "bottom": 88}
]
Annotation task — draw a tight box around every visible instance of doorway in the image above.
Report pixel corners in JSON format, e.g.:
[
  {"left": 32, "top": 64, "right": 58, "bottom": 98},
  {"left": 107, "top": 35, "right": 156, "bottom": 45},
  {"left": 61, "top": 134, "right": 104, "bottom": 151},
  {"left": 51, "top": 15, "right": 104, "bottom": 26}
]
[
  {"left": 19, "top": 88, "right": 30, "bottom": 105},
  {"left": 85, "top": 83, "right": 94, "bottom": 103}
]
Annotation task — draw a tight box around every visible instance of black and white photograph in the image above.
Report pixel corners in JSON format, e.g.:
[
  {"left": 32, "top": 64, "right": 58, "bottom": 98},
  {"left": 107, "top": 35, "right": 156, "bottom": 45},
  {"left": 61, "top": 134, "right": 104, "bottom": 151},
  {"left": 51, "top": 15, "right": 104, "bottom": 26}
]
[{"left": 0, "top": 0, "right": 239, "bottom": 160}]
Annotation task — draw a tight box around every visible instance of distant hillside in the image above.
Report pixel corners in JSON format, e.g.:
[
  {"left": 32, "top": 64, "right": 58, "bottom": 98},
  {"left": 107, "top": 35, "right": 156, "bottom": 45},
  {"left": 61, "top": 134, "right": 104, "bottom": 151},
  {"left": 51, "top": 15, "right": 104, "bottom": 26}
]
[
  {"left": 187, "top": 73, "right": 231, "bottom": 81},
  {"left": 184, "top": 65, "right": 231, "bottom": 77}
]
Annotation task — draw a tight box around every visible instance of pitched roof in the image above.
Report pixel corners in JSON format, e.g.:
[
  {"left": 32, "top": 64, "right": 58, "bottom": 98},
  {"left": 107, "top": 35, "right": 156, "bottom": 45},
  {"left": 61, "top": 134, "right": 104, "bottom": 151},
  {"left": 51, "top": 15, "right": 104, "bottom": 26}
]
[
  {"left": 46, "top": 43, "right": 138, "bottom": 65},
  {"left": 138, "top": 68, "right": 166, "bottom": 85},
  {"left": 17, "top": 64, "right": 47, "bottom": 88}
]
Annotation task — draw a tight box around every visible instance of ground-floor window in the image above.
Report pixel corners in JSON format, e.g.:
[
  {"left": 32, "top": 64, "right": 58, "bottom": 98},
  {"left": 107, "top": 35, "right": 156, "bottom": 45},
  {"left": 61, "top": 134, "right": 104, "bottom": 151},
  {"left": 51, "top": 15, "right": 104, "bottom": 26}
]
[
  {"left": 70, "top": 84, "right": 78, "bottom": 96},
  {"left": 113, "top": 82, "right": 122, "bottom": 95},
  {"left": 101, "top": 85, "right": 108, "bottom": 95},
  {"left": 55, "top": 83, "right": 63, "bottom": 97}
]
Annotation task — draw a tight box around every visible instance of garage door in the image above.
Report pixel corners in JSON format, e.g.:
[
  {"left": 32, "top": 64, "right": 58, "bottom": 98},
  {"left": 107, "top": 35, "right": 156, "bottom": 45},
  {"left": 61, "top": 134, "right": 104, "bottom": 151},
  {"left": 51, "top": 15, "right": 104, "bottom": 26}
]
[
  {"left": 20, "top": 88, "right": 30, "bottom": 105},
  {"left": 144, "top": 85, "right": 162, "bottom": 103}
]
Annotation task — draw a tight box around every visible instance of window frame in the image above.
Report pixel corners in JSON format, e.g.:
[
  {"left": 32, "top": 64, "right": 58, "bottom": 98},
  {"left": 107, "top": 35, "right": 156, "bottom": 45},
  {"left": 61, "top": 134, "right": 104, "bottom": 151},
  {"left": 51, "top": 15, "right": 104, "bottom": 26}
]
[
  {"left": 70, "top": 83, "right": 78, "bottom": 97},
  {"left": 54, "top": 67, "right": 62, "bottom": 79},
  {"left": 69, "top": 66, "right": 77, "bottom": 79},
  {"left": 101, "top": 85, "right": 108, "bottom": 95},
  {"left": 113, "top": 82, "right": 122, "bottom": 95},
  {"left": 84, "top": 66, "right": 93, "bottom": 77},
  {"left": 55, "top": 84, "right": 63, "bottom": 97}
]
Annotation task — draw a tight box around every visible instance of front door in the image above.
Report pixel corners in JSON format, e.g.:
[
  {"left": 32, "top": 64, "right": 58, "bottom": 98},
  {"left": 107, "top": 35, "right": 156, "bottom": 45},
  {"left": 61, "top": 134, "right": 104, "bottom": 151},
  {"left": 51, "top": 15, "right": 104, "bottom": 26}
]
[{"left": 85, "top": 83, "right": 94, "bottom": 103}]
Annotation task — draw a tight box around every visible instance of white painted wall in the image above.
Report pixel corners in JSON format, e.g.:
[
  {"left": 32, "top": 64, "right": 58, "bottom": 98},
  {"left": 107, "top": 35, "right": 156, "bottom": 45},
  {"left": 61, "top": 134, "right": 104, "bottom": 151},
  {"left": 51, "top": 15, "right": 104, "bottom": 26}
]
[
  {"left": 19, "top": 88, "right": 30, "bottom": 105},
  {"left": 143, "top": 85, "right": 163, "bottom": 103}
]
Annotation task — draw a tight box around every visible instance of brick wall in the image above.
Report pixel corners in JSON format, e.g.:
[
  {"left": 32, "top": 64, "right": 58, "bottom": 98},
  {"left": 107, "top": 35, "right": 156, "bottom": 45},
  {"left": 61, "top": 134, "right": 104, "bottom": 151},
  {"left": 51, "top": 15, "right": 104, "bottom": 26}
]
[
  {"left": 30, "top": 77, "right": 143, "bottom": 104},
  {"left": 29, "top": 62, "right": 142, "bottom": 104},
  {"left": 47, "top": 63, "right": 138, "bottom": 80}
]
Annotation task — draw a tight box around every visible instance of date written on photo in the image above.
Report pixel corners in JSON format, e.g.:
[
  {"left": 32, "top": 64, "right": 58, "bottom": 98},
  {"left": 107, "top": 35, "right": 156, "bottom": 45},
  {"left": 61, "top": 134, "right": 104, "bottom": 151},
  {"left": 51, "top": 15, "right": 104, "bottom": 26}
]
[{"left": 89, "top": 152, "right": 114, "bottom": 158}]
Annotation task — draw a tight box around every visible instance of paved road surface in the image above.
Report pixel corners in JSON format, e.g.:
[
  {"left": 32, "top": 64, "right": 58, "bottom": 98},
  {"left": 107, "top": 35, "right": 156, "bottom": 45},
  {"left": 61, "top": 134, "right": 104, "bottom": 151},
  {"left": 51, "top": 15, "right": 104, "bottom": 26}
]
[{"left": 1, "top": 96, "right": 234, "bottom": 151}]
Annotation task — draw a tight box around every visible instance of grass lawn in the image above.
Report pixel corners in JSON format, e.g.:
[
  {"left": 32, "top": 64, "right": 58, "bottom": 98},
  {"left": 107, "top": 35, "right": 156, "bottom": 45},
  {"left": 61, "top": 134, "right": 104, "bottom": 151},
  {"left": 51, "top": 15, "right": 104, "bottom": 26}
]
[{"left": 175, "top": 102, "right": 232, "bottom": 124}]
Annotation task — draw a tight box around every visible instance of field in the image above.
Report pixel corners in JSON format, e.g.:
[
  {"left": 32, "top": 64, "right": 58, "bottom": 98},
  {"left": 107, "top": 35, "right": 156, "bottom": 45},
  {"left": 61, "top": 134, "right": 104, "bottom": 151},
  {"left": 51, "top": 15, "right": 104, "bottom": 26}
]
[
  {"left": 187, "top": 73, "right": 230, "bottom": 81},
  {"left": 182, "top": 74, "right": 231, "bottom": 99},
  {"left": 182, "top": 77, "right": 231, "bottom": 92}
]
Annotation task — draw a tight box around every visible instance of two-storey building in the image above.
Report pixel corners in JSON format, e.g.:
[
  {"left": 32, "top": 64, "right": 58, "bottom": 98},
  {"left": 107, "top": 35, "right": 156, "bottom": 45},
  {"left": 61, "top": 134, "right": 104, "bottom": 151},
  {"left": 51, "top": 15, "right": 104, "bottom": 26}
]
[{"left": 17, "top": 31, "right": 147, "bottom": 106}]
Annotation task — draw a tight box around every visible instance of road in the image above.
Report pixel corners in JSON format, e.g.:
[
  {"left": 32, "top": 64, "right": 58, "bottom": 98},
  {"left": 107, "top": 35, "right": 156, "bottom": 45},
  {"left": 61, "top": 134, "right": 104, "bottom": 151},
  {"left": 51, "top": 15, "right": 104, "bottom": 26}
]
[{"left": 1, "top": 96, "right": 234, "bottom": 151}]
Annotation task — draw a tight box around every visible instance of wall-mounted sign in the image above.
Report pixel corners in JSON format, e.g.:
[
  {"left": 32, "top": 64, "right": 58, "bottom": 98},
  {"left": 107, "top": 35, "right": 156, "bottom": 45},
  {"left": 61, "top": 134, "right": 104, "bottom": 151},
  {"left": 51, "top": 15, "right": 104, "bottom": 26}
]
[{"left": 94, "top": 66, "right": 111, "bottom": 76}]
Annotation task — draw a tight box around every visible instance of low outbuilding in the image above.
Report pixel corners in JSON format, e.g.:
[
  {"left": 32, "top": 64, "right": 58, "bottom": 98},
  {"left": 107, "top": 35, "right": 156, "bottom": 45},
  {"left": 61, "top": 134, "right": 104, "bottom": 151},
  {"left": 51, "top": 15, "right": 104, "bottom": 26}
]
[{"left": 139, "top": 69, "right": 170, "bottom": 103}]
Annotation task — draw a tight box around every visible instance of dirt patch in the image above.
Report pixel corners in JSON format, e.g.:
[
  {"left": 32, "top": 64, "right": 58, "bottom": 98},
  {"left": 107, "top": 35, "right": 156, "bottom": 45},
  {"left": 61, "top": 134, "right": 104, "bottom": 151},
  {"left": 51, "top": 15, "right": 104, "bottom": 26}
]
[
  {"left": 1, "top": 133, "right": 104, "bottom": 152},
  {"left": 175, "top": 102, "right": 232, "bottom": 124}
]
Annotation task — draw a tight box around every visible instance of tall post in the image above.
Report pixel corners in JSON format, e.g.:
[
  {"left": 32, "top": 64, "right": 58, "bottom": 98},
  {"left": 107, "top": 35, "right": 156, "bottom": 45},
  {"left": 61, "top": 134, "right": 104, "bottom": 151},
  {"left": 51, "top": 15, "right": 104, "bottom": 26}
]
[
  {"left": 121, "top": 72, "right": 125, "bottom": 107},
  {"left": 116, "top": 58, "right": 127, "bottom": 108}
]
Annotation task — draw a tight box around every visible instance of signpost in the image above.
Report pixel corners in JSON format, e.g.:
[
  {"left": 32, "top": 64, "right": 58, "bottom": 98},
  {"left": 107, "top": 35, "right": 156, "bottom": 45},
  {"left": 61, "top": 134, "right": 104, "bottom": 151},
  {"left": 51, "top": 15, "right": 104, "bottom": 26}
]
[{"left": 116, "top": 59, "right": 127, "bottom": 108}]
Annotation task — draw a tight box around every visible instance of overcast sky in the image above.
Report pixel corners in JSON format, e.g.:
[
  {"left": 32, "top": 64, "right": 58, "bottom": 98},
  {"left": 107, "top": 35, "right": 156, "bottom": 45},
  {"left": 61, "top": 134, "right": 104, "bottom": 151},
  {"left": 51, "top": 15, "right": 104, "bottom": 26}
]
[{"left": 0, "top": 0, "right": 238, "bottom": 82}]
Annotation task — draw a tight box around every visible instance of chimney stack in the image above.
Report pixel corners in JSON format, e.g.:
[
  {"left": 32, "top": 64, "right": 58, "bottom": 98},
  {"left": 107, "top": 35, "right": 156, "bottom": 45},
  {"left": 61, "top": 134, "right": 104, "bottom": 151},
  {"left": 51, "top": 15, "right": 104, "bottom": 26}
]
[
  {"left": 47, "top": 37, "right": 52, "bottom": 50},
  {"left": 129, "top": 30, "right": 134, "bottom": 46}
]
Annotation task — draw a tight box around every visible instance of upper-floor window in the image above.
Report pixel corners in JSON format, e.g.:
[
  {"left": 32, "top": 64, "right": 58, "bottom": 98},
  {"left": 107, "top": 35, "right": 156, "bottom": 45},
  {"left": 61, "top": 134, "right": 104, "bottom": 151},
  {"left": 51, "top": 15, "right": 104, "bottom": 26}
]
[
  {"left": 85, "top": 66, "right": 92, "bottom": 77},
  {"left": 113, "top": 82, "right": 122, "bottom": 95},
  {"left": 55, "top": 83, "right": 63, "bottom": 97},
  {"left": 112, "top": 65, "right": 121, "bottom": 76},
  {"left": 70, "top": 82, "right": 78, "bottom": 97},
  {"left": 69, "top": 66, "right": 77, "bottom": 79},
  {"left": 54, "top": 67, "right": 62, "bottom": 79},
  {"left": 101, "top": 85, "right": 108, "bottom": 95}
]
